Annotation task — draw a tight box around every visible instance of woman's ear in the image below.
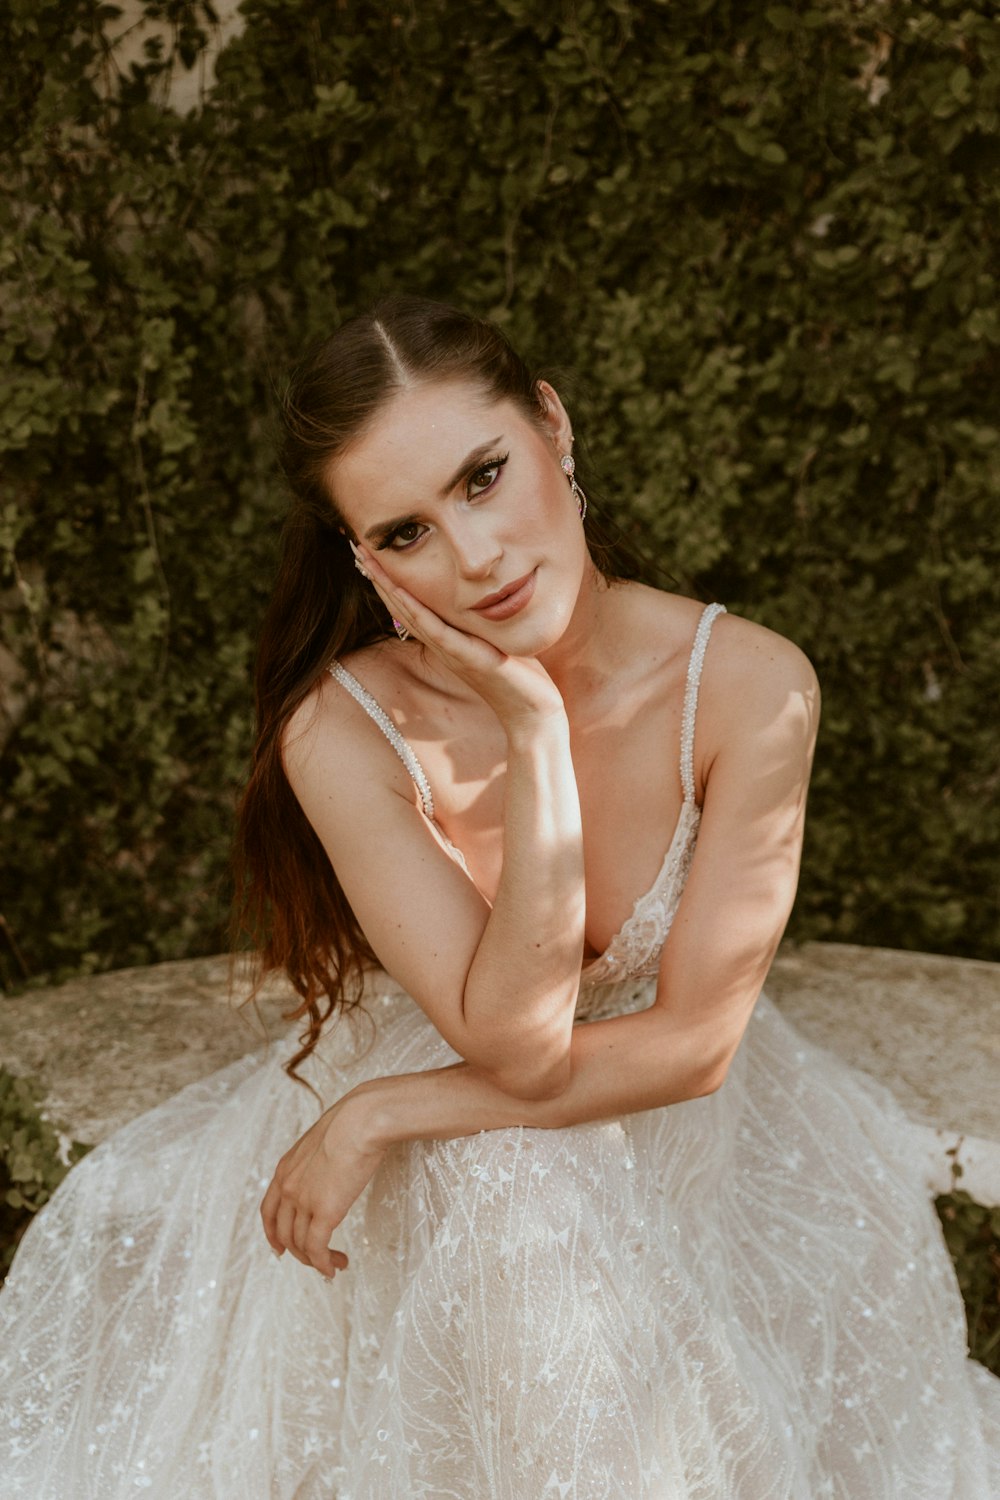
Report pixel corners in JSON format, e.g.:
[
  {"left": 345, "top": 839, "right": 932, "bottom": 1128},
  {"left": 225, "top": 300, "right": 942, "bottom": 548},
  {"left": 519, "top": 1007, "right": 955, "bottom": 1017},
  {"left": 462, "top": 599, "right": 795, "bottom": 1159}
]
[{"left": 535, "top": 379, "right": 574, "bottom": 455}]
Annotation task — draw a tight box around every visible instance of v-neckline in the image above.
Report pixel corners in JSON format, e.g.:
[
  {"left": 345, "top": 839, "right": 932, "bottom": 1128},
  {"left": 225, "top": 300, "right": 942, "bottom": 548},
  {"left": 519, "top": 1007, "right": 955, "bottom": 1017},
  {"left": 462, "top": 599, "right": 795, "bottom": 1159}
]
[
  {"left": 434, "top": 798, "right": 699, "bottom": 982},
  {"left": 579, "top": 798, "right": 698, "bottom": 979}
]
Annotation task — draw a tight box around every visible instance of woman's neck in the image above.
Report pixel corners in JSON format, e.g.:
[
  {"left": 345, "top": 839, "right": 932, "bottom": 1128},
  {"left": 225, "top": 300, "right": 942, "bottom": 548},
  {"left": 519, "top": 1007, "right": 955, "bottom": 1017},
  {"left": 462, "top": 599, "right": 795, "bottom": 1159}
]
[{"left": 537, "top": 567, "right": 638, "bottom": 717}]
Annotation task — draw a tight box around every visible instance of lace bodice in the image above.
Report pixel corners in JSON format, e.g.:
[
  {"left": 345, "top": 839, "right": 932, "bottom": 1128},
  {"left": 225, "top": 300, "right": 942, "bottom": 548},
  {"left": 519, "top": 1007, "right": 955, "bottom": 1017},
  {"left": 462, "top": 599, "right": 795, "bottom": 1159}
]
[
  {"left": 329, "top": 601, "right": 726, "bottom": 1014},
  {"left": 575, "top": 799, "right": 700, "bottom": 998}
]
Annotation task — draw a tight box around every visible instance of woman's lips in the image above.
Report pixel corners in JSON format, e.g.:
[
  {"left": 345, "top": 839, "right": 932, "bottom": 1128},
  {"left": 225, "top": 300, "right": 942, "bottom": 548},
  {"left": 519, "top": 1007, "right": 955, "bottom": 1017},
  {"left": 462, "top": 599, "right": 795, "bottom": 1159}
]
[{"left": 471, "top": 569, "right": 537, "bottom": 621}]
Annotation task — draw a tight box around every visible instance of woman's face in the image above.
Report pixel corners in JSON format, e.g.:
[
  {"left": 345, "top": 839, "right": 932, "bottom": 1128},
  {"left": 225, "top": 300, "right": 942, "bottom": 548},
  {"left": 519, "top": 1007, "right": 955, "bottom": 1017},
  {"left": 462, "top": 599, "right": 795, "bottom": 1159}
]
[{"left": 327, "top": 377, "right": 593, "bottom": 657}]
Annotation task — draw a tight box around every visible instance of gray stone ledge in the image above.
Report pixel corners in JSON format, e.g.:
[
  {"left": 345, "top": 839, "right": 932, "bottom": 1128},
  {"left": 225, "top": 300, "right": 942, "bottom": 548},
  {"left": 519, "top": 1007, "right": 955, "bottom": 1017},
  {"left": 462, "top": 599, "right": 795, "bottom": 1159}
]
[
  {"left": 0, "top": 955, "right": 289, "bottom": 1147},
  {"left": 766, "top": 942, "right": 1000, "bottom": 1204},
  {"left": 0, "top": 942, "right": 997, "bottom": 1200}
]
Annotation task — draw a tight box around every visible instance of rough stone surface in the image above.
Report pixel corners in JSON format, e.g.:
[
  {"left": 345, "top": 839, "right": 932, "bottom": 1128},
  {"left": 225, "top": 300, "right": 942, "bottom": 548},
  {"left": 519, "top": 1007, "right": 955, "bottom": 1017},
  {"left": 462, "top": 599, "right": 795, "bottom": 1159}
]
[
  {"left": 0, "top": 955, "right": 295, "bottom": 1146},
  {"left": 0, "top": 942, "right": 996, "bottom": 1197},
  {"left": 766, "top": 942, "right": 999, "bottom": 1142},
  {"left": 767, "top": 942, "right": 1000, "bottom": 1203}
]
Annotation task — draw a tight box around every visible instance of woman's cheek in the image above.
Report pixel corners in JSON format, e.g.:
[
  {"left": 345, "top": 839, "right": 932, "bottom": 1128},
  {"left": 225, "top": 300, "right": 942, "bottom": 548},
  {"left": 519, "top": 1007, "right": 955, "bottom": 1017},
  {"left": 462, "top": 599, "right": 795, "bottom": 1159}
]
[{"left": 398, "top": 562, "right": 453, "bottom": 618}]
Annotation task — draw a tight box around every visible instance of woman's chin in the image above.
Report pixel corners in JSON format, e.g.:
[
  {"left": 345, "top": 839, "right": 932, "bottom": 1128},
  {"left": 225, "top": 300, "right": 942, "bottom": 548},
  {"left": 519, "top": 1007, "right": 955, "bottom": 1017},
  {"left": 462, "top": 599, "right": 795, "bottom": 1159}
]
[{"left": 480, "top": 606, "right": 574, "bottom": 659}]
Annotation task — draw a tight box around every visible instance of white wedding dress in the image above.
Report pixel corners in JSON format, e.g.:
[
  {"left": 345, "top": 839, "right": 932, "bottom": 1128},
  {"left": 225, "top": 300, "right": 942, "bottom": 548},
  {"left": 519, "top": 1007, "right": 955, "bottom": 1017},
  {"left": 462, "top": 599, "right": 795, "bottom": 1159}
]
[{"left": 2, "top": 603, "right": 998, "bottom": 1499}]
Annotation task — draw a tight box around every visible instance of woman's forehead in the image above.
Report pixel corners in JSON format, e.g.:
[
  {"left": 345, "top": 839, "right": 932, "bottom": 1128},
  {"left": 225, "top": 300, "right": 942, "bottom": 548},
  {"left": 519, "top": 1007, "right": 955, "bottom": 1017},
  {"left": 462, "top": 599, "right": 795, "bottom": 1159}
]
[
  {"left": 326, "top": 380, "right": 521, "bottom": 510},
  {"left": 357, "top": 377, "right": 503, "bottom": 443}
]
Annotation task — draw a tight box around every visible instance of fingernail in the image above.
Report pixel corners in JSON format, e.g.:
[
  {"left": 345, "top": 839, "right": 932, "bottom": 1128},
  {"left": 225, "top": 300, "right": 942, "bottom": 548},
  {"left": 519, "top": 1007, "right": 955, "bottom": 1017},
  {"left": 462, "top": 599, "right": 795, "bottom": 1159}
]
[{"left": 270, "top": 1248, "right": 283, "bottom": 1261}]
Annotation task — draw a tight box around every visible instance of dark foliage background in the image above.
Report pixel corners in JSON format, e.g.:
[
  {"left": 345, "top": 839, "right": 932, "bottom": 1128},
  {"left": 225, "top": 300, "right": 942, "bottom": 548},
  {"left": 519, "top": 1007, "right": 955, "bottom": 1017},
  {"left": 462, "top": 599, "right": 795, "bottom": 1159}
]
[{"left": 1, "top": 0, "right": 998, "bottom": 989}]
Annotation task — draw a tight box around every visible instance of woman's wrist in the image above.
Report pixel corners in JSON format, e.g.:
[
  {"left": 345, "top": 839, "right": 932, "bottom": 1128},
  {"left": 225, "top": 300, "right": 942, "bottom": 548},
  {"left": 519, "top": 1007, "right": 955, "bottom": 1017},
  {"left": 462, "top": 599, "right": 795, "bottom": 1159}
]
[
  {"left": 339, "top": 1076, "right": 404, "bottom": 1152},
  {"left": 501, "top": 703, "right": 570, "bottom": 754},
  {"left": 338, "top": 1060, "right": 570, "bottom": 1154}
]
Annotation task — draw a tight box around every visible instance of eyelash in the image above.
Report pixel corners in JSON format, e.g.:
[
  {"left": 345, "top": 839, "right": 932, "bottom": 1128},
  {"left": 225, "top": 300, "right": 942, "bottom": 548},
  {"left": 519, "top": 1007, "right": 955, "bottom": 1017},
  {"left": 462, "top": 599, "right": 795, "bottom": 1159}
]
[{"left": 377, "top": 452, "right": 510, "bottom": 551}]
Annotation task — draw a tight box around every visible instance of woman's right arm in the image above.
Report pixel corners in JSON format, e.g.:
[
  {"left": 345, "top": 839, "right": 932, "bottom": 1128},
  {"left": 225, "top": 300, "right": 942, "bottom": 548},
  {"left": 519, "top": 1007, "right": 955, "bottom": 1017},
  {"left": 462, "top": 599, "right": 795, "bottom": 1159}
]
[
  {"left": 458, "top": 710, "right": 584, "bottom": 1097},
  {"left": 284, "top": 576, "right": 585, "bottom": 1101}
]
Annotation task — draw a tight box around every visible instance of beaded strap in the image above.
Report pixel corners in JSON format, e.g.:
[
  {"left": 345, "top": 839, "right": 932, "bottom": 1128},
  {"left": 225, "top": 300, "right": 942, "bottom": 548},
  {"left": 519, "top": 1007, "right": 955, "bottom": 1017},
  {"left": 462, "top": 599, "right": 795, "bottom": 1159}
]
[
  {"left": 679, "top": 603, "right": 727, "bottom": 805},
  {"left": 327, "top": 662, "right": 435, "bottom": 820}
]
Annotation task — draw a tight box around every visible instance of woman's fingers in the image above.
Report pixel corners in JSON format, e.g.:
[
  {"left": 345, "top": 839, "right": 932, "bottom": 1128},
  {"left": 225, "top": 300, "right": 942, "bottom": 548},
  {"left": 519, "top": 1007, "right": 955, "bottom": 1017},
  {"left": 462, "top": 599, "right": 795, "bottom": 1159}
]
[
  {"left": 260, "top": 1169, "right": 351, "bottom": 1277},
  {"left": 260, "top": 1174, "right": 284, "bottom": 1255},
  {"left": 355, "top": 547, "right": 426, "bottom": 634},
  {"left": 288, "top": 1209, "right": 315, "bottom": 1269},
  {"left": 354, "top": 543, "right": 503, "bottom": 666},
  {"left": 260, "top": 1099, "right": 386, "bottom": 1279},
  {"left": 352, "top": 542, "right": 562, "bottom": 723},
  {"left": 277, "top": 1200, "right": 309, "bottom": 1267},
  {"left": 303, "top": 1218, "right": 349, "bottom": 1277}
]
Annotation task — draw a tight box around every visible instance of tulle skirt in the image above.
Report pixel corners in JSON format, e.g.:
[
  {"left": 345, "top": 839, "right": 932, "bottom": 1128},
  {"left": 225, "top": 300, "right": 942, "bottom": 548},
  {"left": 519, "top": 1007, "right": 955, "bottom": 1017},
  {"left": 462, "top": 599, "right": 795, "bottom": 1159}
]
[{"left": 1, "top": 973, "right": 998, "bottom": 1498}]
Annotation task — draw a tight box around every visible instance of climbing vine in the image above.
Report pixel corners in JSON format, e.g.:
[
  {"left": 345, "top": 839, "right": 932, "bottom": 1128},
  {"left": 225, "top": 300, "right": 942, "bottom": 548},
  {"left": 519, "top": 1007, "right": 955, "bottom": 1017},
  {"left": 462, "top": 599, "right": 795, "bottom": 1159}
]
[{"left": 1, "top": 0, "right": 998, "bottom": 987}]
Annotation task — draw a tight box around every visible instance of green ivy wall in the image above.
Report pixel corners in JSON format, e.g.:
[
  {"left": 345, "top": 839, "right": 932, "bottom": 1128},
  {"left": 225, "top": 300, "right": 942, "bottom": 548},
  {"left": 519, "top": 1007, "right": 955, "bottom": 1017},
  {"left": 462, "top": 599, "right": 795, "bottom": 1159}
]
[{"left": 1, "top": 0, "right": 997, "bottom": 989}]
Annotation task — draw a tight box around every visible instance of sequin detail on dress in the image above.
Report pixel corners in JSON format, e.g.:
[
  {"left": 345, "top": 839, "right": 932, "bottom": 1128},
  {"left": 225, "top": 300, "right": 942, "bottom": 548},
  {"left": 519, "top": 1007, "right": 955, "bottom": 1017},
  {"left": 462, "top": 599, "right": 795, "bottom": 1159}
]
[
  {"left": 328, "top": 660, "right": 435, "bottom": 819},
  {"left": 680, "top": 601, "right": 726, "bottom": 805}
]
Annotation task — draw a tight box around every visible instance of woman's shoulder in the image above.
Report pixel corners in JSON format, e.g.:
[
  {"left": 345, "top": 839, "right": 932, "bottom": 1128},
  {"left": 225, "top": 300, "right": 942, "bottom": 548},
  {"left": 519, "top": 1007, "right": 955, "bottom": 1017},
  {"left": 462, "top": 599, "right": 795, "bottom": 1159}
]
[
  {"left": 689, "top": 602, "right": 820, "bottom": 778},
  {"left": 280, "top": 648, "right": 441, "bottom": 835},
  {"left": 701, "top": 603, "right": 818, "bottom": 705},
  {"left": 283, "top": 638, "right": 458, "bottom": 789},
  {"left": 281, "top": 641, "right": 400, "bottom": 781},
  {"left": 707, "top": 603, "right": 815, "bottom": 687},
  {"left": 632, "top": 587, "right": 819, "bottom": 782},
  {"left": 631, "top": 585, "right": 817, "bottom": 696}
]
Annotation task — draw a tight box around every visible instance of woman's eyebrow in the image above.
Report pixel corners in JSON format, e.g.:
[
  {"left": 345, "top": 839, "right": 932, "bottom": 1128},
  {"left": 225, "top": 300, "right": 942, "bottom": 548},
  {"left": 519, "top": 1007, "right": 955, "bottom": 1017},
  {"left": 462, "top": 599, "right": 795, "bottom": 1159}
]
[
  {"left": 439, "top": 436, "right": 504, "bottom": 498},
  {"left": 363, "top": 436, "right": 505, "bottom": 543}
]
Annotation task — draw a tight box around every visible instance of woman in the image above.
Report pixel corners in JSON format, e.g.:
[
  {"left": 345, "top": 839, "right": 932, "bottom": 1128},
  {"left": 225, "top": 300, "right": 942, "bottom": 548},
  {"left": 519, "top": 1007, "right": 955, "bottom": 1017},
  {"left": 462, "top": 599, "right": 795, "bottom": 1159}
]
[{"left": 1, "top": 298, "right": 998, "bottom": 1498}]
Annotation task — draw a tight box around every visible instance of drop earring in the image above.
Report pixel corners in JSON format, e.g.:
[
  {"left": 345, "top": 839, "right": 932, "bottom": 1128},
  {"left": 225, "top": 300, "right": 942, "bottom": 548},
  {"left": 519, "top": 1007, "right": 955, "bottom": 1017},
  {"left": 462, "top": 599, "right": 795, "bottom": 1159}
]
[{"left": 560, "top": 453, "right": 588, "bottom": 521}]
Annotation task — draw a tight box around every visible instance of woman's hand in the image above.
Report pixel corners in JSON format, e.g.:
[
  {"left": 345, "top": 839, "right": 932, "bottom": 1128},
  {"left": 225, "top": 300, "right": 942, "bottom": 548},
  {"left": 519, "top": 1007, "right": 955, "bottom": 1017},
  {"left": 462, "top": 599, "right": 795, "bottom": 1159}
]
[
  {"left": 352, "top": 542, "right": 564, "bottom": 732},
  {"left": 260, "top": 1092, "right": 386, "bottom": 1278}
]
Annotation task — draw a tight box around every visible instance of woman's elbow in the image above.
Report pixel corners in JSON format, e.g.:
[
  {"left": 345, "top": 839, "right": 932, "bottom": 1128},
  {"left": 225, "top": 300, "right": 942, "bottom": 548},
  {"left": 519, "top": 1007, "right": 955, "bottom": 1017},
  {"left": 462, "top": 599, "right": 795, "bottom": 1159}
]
[
  {"left": 693, "top": 1064, "right": 727, "bottom": 1099},
  {"left": 693, "top": 1039, "right": 741, "bottom": 1098},
  {"left": 463, "top": 1010, "right": 576, "bottom": 1102},
  {"left": 486, "top": 1044, "right": 574, "bottom": 1103},
  {"left": 499, "top": 1059, "right": 572, "bottom": 1103}
]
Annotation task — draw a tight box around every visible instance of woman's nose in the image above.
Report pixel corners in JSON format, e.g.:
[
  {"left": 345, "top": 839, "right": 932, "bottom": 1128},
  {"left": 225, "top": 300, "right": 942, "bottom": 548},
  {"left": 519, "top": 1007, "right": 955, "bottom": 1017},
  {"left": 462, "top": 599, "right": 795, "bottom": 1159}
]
[{"left": 449, "top": 516, "right": 504, "bottom": 579}]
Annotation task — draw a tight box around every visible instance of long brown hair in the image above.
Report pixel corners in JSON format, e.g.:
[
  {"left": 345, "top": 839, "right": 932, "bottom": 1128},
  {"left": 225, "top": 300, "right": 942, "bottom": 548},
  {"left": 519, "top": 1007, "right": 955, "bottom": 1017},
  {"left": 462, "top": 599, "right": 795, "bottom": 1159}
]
[{"left": 233, "top": 297, "right": 642, "bottom": 1081}]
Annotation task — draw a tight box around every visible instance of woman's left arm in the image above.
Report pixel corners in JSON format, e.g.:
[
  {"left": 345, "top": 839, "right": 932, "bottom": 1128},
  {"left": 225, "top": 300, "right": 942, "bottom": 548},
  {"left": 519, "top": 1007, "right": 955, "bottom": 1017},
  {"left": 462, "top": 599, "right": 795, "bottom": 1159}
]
[{"left": 265, "top": 628, "right": 820, "bottom": 1272}]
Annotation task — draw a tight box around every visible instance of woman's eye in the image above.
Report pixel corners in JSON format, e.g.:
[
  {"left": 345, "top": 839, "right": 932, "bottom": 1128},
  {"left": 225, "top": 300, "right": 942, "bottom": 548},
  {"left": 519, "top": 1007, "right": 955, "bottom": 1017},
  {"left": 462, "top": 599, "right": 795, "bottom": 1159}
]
[
  {"left": 386, "top": 521, "right": 426, "bottom": 551},
  {"left": 379, "top": 453, "right": 508, "bottom": 548},
  {"left": 466, "top": 453, "right": 508, "bottom": 498}
]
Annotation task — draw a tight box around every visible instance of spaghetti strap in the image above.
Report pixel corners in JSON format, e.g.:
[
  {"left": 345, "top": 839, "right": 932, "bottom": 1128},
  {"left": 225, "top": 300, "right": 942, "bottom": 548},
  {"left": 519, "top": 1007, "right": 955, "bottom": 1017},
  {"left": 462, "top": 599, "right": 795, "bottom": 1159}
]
[
  {"left": 327, "top": 661, "right": 435, "bottom": 820},
  {"left": 679, "top": 603, "right": 727, "bottom": 805}
]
